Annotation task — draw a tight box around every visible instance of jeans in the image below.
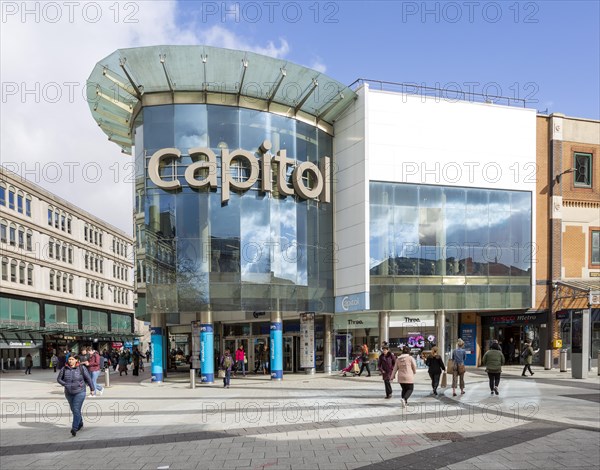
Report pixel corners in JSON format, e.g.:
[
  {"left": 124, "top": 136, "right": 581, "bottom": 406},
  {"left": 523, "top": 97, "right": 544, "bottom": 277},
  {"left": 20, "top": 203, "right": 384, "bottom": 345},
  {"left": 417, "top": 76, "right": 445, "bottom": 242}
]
[
  {"left": 90, "top": 370, "right": 103, "bottom": 393},
  {"left": 384, "top": 379, "right": 392, "bottom": 397},
  {"left": 400, "top": 383, "right": 414, "bottom": 402},
  {"left": 429, "top": 371, "right": 441, "bottom": 392},
  {"left": 236, "top": 360, "right": 245, "bottom": 376},
  {"left": 65, "top": 390, "right": 86, "bottom": 431},
  {"left": 223, "top": 370, "right": 231, "bottom": 387},
  {"left": 488, "top": 372, "right": 501, "bottom": 391}
]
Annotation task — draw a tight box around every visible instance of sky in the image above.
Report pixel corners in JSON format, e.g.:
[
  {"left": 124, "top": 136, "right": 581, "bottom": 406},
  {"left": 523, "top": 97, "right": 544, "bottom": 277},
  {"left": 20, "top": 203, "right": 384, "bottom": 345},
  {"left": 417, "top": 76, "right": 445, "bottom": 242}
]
[{"left": 1, "top": 0, "right": 599, "bottom": 235}]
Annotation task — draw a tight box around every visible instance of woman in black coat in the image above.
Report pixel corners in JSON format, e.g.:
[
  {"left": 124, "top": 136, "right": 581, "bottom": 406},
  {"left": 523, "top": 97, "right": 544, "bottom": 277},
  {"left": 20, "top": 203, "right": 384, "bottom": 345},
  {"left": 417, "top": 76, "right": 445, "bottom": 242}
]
[
  {"left": 377, "top": 345, "right": 396, "bottom": 399},
  {"left": 57, "top": 355, "right": 94, "bottom": 436},
  {"left": 425, "top": 346, "right": 446, "bottom": 396}
]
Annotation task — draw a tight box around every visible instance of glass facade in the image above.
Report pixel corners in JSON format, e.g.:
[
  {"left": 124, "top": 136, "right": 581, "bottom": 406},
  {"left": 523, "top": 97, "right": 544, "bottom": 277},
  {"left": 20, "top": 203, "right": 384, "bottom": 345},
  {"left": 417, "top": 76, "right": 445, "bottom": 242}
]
[
  {"left": 135, "top": 105, "right": 334, "bottom": 322},
  {"left": 369, "top": 182, "right": 532, "bottom": 310},
  {"left": 0, "top": 297, "right": 40, "bottom": 323}
]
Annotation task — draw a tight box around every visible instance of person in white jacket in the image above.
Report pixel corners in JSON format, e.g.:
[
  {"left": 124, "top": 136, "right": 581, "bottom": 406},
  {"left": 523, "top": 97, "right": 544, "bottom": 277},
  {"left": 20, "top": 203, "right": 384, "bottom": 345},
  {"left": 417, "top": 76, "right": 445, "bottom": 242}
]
[{"left": 392, "top": 346, "right": 417, "bottom": 408}]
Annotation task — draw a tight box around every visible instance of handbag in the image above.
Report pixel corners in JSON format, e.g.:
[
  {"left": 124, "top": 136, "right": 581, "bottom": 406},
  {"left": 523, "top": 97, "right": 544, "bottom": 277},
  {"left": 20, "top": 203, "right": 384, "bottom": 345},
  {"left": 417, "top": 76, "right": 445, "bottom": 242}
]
[
  {"left": 457, "top": 363, "right": 466, "bottom": 374},
  {"left": 218, "top": 369, "right": 226, "bottom": 378},
  {"left": 440, "top": 371, "right": 447, "bottom": 388},
  {"left": 447, "top": 359, "right": 455, "bottom": 373}
]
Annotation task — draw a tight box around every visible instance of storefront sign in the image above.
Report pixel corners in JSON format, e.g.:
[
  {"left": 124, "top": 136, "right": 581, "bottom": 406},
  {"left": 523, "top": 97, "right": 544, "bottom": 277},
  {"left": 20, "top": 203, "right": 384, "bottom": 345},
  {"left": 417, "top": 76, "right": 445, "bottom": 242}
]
[
  {"left": 300, "top": 312, "right": 315, "bottom": 369},
  {"left": 333, "top": 313, "right": 379, "bottom": 330},
  {"left": 485, "top": 313, "right": 546, "bottom": 325},
  {"left": 460, "top": 324, "right": 477, "bottom": 366},
  {"left": 334, "top": 292, "right": 369, "bottom": 313},
  {"left": 148, "top": 140, "right": 331, "bottom": 204},
  {"left": 111, "top": 342, "right": 123, "bottom": 349},
  {"left": 590, "top": 291, "right": 600, "bottom": 305},
  {"left": 390, "top": 313, "right": 435, "bottom": 327}
]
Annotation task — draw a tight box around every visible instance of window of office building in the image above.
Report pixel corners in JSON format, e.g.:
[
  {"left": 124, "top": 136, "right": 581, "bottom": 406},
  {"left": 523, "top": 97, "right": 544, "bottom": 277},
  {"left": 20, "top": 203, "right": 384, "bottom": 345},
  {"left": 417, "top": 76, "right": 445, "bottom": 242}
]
[
  {"left": 27, "top": 264, "right": 33, "bottom": 286},
  {"left": 0, "top": 298, "right": 40, "bottom": 323},
  {"left": 1, "top": 257, "right": 8, "bottom": 281},
  {"left": 112, "top": 313, "right": 131, "bottom": 332},
  {"left": 82, "top": 309, "right": 108, "bottom": 332},
  {"left": 0, "top": 183, "right": 5, "bottom": 206},
  {"left": 45, "top": 303, "right": 78, "bottom": 327},
  {"left": 25, "top": 197, "right": 31, "bottom": 217},
  {"left": 0, "top": 220, "right": 6, "bottom": 243},
  {"left": 592, "top": 230, "right": 600, "bottom": 266},
  {"left": 574, "top": 153, "right": 592, "bottom": 188},
  {"left": 17, "top": 193, "right": 23, "bottom": 213},
  {"left": 8, "top": 190, "right": 15, "bottom": 210}
]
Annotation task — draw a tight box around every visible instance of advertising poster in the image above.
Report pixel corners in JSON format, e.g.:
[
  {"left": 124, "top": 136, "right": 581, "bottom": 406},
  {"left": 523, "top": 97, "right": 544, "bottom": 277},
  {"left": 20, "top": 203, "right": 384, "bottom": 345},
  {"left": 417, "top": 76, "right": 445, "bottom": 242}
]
[
  {"left": 460, "top": 324, "right": 477, "bottom": 366},
  {"left": 300, "top": 312, "right": 315, "bottom": 369}
]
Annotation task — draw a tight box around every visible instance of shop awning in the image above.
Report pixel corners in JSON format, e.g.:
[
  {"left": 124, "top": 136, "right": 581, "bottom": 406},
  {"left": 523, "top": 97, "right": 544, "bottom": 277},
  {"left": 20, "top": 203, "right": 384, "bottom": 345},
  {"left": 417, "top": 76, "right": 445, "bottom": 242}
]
[
  {"left": 0, "top": 332, "right": 43, "bottom": 349},
  {"left": 555, "top": 279, "right": 600, "bottom": 305}
]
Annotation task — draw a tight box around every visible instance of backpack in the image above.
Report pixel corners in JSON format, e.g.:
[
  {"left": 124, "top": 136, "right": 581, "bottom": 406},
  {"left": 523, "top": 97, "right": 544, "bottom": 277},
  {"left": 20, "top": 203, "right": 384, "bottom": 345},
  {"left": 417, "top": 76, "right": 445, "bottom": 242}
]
[
  {"left": 223, "top": 356, "right": 232, "bottom": 369},
  {"left": 521, "top": 348, "right": 530, "bottom": 359}
]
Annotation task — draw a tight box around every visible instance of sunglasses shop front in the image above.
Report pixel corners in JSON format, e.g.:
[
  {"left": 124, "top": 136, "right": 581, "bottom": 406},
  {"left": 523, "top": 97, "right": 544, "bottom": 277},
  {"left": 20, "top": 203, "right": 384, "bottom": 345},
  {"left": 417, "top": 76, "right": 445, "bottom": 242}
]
[{"left": 480, "top": 311, "right": 548, "bottom": 365}]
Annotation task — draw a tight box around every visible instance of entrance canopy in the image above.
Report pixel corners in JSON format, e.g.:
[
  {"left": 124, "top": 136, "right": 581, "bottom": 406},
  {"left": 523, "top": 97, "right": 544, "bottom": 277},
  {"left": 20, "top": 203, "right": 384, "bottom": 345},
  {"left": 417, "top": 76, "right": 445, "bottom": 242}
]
[{"left": 87, "top": 45, "right": 356, "bottom": 154}]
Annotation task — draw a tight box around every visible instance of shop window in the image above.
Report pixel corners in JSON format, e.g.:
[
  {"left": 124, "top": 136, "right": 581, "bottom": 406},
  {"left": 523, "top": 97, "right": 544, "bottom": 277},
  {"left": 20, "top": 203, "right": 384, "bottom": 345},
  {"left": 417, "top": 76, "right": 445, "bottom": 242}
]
[
  {"left": 574, "top": 153, "right": 592, "bottom": 188},
  {"left": 591, "top": 230, "right": 600, "bottom": 266}
]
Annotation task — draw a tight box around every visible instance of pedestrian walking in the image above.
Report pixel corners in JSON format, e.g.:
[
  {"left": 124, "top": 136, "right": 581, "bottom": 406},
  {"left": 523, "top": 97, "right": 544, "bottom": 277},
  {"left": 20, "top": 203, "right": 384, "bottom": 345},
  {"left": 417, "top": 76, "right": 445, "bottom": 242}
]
[
  {"left": 220, "top": 349, "right": 234, "bottom": 388},
  {"left": 50, "top": 352, "right": 59, "bottom": 372},
  {"left": 57, "top": 355, "right": 94, "bottom": 436},
  {"left": 234, "top": 345, "right": 246, "bottom": 377},
  {"left": 87, "top": 349, "right": 104, "bottom": 397},
  {"left": 482, "top": 342, "right": 505, "bottom": 395},
  {"left": 392, "top": 346, "right": 417, "bottom": 407},
  {"left": 521, "top": 342, "right": 535, "bottom": 376},
  {"left": 358, "top": 344, "right": 371, "bottom": 377},
  {"left": 118, "top": 353, "right": 128, "bottom": 376},
  {"left": 451, "top": 339, "right": 467, "bottom": 397},
  {"left": 132, "top": 348, "right": 141, "bottom": 376},
  {"left": 377, "top": 344, "right": 396, "bottom": 399},
  {"left": 24, "top": 354, "right": 33, "bottom": 374},
  {"left": 424, "top": 346, "right": 445, "bottom": 396},
  {"left": 254, "top": 343, "right": 265, "bottom": 374}
]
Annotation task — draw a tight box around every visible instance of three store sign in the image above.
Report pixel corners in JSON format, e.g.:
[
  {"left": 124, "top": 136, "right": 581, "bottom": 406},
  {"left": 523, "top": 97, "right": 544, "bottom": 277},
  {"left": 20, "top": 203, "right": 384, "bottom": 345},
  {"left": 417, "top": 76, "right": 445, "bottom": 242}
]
[{"left": 148, "top": 140, "right": 331, "bottom": 204}]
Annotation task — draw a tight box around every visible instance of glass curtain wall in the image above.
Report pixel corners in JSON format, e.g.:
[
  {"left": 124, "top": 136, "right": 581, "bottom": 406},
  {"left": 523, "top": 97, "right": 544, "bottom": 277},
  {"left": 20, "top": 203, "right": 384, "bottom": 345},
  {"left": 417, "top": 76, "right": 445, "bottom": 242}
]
[
  {"left": 370, "top": 182, "right": 532, "bottom": 310},
  {"left": 135, "top": 105, "right": 334, "bottom": 321}
]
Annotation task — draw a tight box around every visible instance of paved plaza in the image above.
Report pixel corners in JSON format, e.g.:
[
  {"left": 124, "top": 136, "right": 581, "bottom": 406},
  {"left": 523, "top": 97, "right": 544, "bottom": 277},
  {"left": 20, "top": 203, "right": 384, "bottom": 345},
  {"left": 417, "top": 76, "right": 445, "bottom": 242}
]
[{"left": 1, "top": 365, "right": 599, "bottom": 470}]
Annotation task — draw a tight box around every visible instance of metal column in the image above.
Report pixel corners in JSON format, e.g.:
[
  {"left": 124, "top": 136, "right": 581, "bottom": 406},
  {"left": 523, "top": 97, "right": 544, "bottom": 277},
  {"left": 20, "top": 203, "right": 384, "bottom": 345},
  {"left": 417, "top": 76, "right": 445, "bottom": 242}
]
[{"left": 323, "top": 315, "right": 333, "bottom": 374}]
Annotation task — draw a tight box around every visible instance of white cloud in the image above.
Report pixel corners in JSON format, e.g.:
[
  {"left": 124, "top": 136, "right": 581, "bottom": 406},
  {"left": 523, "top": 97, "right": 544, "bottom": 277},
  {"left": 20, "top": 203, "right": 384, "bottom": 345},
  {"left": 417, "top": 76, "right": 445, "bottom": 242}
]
[
  {"left": 309, "top": 57, "right": 327, "bottom": 73},
  {"left": 1, "top": 2, "right": 291, "bottom": 235}
]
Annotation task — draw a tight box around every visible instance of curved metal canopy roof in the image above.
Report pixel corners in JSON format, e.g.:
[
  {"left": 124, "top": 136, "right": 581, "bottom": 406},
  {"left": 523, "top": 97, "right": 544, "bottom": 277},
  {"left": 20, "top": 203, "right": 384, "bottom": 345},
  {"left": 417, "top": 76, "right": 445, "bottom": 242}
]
[{"left": 87, "top": 45, "right": 356, "bottom": 154}]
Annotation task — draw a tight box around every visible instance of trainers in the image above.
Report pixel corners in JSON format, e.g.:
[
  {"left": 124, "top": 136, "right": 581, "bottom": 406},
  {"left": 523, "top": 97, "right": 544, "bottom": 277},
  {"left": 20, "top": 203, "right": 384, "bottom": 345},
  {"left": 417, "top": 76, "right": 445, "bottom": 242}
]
[
  {"left": 530, "top": 372, "right": 534, "bottom": 376},
  {"left": 70, "top": 429, "right": 77, "bottom": 437},
  {"left": 97, "top": 389, "right": 103, "bottom": 396},
  {"left": 385, "top": 395, "right": 391, "bottom": 399},
  {"left": 461, "top": 390, "right": 465, "bottom": 395},
  {"left": 494, "top": 386, "right": 499, "bottom": 395},
  {"left": 401, "top": 398, "right": 407, "bottom": 408},
  {"left": 491, "top": 391, "right": 494, "bottom": 395},
  {"left": 88, "top": 394, "right": 95, "bottom": 398}
]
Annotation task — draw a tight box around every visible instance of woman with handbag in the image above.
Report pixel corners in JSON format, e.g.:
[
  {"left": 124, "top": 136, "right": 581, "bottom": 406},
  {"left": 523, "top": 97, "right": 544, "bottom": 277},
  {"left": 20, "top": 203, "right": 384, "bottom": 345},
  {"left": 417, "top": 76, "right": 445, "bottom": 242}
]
[
  {"left": 425, "top": 346, "right": 445, "bottom": 396},
  {"left": 451, "top": 339, "right": 467, "bottom": 397}
]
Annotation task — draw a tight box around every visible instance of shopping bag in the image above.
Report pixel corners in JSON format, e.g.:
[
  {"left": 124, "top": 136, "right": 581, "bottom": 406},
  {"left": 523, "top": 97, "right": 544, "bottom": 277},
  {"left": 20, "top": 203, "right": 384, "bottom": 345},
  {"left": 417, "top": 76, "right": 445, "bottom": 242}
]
[
  {"left": 218, "top": 369, "right": 226, "bottom": 378},
  {"left": 440, "top": 371, "right": 447, "bottom": 388},
  {"left": 447, "top": 359, "right": 455, "bottom": 373},
  {"left": 352, "top": 362, "right": 360, "bottom": 374}
]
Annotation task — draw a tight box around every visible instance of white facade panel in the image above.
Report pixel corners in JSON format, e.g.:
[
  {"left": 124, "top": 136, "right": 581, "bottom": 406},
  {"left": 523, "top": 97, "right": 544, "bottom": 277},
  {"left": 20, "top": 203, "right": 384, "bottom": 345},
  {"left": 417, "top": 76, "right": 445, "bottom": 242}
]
[
  {"left": 367, "top": 90, "right": 537, "bottom": 192},
  {"left": 333, "top": 87, "right": 370, "bottom": 301}
]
